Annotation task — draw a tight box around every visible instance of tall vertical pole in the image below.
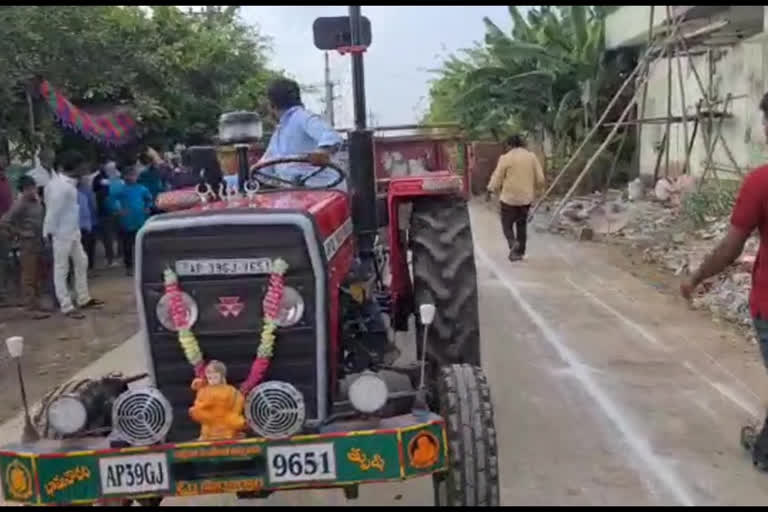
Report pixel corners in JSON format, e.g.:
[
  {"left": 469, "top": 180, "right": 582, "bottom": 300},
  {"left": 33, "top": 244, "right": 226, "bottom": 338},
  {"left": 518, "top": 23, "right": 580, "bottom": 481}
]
[
  {"left": 348, "top": 5, "right": 376, "bottom": 254},
  {"left": 350, "top": 6, "right": 367, "bottom": 130},
  {"left": 323, "top": 51, "right": 335, "bottom": 127}
]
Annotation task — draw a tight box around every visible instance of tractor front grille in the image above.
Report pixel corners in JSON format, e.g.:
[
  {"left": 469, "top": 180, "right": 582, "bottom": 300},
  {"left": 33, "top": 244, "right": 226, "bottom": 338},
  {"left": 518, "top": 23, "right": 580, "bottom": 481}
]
[{"left": 136, "top": 211, "right": 325, "bottom": 442}]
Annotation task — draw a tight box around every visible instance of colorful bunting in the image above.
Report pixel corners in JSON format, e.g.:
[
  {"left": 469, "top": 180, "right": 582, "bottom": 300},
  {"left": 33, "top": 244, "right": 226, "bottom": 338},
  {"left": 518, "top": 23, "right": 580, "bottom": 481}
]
[{"left": 38, "top": 80, "right": 138, "bottom": 147}]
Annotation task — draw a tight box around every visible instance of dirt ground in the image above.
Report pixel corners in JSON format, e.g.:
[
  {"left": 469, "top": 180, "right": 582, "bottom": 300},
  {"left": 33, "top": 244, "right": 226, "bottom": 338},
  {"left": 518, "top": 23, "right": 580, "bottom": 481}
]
[{"left": 0, "top": 266, "right": 137, "bottom": 424}]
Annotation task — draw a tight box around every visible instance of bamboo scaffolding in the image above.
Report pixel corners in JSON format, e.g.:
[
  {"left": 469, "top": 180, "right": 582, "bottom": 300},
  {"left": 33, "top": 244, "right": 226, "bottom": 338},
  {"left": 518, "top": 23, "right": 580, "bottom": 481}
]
[
  {"left": 536, "top": 6, "right": 749, "bottom": 229},
  {"left": 530, "top": 22, "right": 684, "bottom": 219}
]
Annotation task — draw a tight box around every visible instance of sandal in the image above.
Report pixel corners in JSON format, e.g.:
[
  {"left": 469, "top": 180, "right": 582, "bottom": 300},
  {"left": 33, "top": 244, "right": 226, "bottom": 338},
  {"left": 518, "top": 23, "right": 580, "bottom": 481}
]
[
  {"left": 80, "top": 299, "right": 104, "bottom": 310},
  {"left": 28, "top": 310, "right": 51, "bottom": 320},
  {"left": 64, "top": 310, "right": 85, "bottom": 320}
]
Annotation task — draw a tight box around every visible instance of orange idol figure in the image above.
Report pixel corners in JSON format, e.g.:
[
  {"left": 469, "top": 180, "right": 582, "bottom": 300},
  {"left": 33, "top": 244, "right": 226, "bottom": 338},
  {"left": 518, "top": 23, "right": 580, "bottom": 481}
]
[{"left": 188, "top": 360, "right": 247, "bottom": 440}]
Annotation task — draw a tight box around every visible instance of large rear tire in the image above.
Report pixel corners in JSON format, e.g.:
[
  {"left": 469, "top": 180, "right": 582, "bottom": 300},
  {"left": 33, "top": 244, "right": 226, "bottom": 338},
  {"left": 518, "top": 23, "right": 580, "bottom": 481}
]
[
  {"left": 410, "top": 197, "right": 480, "bottom": 368},
  {"left": 433, "top": 364, "right": 499, "bottom": 506}
]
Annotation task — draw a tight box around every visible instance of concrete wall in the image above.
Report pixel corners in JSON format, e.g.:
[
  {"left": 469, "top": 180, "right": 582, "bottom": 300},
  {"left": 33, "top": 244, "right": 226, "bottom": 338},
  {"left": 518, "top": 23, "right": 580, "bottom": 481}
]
[
  {"left": 606, "top": 6, "right": 670, "bottom": 50},
  {"left": 638, "top": 33, "right": 768, "bottom": 181}
]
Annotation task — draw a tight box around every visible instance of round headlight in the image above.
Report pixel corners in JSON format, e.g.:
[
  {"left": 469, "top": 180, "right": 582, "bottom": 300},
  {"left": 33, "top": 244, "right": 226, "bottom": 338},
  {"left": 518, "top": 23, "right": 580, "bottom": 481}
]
[
  {"left": 156, "top": 291, "right": 198, "bottom": 332},
  {"left": 275, "top": 286, "right": 305, "bottom": 327},
  {"left": 348, "top": 372, "right": 388, "bottom": 414},
  {"left": 47, "top": 395, "right": 87, "bottom": 435}
]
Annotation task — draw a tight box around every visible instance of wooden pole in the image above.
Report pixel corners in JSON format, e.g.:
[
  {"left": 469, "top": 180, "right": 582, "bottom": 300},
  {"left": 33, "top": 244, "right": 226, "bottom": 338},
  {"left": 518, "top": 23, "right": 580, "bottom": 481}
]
[
  {"left": 548, "top": 70, "right": 651, "bottom": 228},
  {"left": 670, "top": 7, "right": 690, "bottom": 176},
  {"left": 681, "top": 101, "right": 700, "bottom": 176},
  {"left": 530, "top": 44, "right": 658, "bottom": 218},
  {"left": 664, "top": 6, "right": 673, "bottom": 178},
  {"left": 636, "top": 5, "right": 656, "bottom": 178},
  {"left": 531, "top": 19, "right": 685, "bottom": 219},
  {"left": 602, "top": 127, "right": 629, "bottom": 198}
]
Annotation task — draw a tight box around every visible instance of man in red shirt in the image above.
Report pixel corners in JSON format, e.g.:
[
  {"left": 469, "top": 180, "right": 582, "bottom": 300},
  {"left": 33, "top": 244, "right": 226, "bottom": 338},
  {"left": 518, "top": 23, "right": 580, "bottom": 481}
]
[{"left": 681, "top": 92, "right": 768, "bottom": 467}]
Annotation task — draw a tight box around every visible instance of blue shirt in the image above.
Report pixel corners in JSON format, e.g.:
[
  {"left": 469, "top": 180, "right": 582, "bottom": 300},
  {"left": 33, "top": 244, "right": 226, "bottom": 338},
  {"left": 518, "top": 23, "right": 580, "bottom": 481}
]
[
  {"left": 77, "top": 188, "right": 94, "bottom": 232},
  {"left": 260, "top": 106, "right": 345, "bottom": 189},
  {"left": 111, "top": 183, "right": 153, "bottom": 232},
  {"left": 137, "top": 165, "right": 169, "bottom": 201}
]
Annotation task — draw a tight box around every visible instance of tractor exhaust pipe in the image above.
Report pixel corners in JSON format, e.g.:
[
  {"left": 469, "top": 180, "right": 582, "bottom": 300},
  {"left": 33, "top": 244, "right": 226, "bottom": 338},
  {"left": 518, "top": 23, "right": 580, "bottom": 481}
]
[{"left": 348, "top": 6, "right": 377, "bottom": 254}]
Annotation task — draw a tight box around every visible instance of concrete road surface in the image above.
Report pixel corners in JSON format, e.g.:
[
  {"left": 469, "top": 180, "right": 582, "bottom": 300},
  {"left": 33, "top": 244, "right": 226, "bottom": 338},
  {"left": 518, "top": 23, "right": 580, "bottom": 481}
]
[{"left": 4, "top": 201, "right": 768, "bottom": 505}]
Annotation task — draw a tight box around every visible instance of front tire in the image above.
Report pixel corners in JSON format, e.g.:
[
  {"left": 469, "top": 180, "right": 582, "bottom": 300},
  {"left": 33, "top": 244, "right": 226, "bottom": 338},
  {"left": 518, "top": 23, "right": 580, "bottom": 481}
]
[
  {"left": 433, "top": 364, "right": 499, "bottom": 506},
  {"left": 410, "top": 197, "right": 480, "bottom": 368}
]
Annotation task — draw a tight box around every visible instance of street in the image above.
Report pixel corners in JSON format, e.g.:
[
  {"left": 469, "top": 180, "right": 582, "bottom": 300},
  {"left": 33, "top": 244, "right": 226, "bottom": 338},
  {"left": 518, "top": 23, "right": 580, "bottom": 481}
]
[{"left": 3, "top": 200, "right": 768, "bottom": 505}]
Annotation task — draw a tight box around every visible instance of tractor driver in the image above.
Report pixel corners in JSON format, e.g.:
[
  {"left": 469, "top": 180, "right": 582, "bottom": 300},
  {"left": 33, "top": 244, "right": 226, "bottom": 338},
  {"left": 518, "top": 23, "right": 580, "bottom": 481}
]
[{"left": 256, "top": 78, "right": 346, "bottom": 191}]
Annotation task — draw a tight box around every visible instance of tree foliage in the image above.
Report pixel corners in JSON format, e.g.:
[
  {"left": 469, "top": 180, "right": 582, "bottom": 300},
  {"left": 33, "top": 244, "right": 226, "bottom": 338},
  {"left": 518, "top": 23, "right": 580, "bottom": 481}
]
[
  {"left": 0, "top": 6, "right": 285, "bottom": 160},
  {"left": 424, "top": 5, "right": 635, "bottom": 168}
]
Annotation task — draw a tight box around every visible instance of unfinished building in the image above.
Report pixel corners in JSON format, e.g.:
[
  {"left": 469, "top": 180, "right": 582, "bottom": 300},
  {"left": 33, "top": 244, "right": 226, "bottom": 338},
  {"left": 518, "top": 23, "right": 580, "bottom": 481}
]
[{"left": 606, "top": 5, "right": 766, "bottom": 184}]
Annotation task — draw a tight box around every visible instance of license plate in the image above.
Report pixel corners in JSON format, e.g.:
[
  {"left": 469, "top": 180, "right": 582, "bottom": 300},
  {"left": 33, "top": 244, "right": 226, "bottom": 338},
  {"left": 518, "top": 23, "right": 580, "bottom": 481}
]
[
  {"left": 99, "top": 453, "right": 170, "bottom": 495},
  {"left": 267, "top": 443, "right": 337, "bottom": 483},
  {"left": 175, "top": 258, "right": 273, "bottom": 277}
]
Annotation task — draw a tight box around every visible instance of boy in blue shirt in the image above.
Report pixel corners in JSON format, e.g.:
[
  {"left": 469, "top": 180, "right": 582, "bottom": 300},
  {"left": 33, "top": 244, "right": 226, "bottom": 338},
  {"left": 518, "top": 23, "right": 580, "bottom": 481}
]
[{"left": 111, "top": 166, "right": 152, "bottom": 276}]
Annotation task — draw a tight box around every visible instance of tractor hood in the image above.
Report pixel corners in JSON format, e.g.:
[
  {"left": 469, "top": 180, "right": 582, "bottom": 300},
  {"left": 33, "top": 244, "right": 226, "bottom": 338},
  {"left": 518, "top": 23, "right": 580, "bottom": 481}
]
[{"left": 159, "top": 188, "right": 351, "bottom": 239}]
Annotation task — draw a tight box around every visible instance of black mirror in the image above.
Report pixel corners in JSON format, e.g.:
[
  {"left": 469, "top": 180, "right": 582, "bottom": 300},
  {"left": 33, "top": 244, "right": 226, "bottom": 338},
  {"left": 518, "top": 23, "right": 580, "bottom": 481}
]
[{"left": 312, "top": 16, "right": 372, "bottom": 51}]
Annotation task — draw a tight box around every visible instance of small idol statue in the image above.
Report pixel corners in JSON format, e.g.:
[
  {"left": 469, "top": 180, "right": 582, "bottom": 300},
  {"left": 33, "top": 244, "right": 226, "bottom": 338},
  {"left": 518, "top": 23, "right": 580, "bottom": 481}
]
[{"left": 188, "top": 360, "right": 247, "bottom": 440}]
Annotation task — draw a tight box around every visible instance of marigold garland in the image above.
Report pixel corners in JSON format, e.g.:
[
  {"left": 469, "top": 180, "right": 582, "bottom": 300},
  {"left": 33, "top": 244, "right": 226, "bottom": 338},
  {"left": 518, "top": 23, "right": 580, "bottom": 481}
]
[{"left": 161, "top": 259, "right": 289, "bottom": 392}]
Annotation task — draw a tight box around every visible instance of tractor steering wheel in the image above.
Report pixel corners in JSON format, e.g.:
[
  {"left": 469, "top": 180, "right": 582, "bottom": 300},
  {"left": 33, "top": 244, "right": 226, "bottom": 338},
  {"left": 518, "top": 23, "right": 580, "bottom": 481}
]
[{"left": 248, "top": 156, "right": 345, "bottom": 190}]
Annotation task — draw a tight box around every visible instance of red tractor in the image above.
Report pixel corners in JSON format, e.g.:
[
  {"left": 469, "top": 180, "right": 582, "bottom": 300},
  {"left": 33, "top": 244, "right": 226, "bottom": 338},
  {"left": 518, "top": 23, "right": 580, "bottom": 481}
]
[{"left": 0, "top": 9, "right": 498, "bottom": 507}]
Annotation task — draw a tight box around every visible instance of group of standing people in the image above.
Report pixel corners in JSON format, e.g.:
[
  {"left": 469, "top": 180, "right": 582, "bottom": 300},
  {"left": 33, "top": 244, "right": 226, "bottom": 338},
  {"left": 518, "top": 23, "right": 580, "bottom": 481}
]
[{"left": 0, "top": 148, "right": 171, "bottom": 320}]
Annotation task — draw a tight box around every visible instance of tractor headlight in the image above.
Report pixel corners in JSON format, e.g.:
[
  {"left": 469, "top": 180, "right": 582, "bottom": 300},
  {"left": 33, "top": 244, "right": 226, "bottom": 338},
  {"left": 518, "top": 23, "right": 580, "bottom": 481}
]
[
  {"left": 275, "top": 286, "right": 305, "bottom": 327},
  {"left": 348, "top": 371, "right": 388, "bottom": 414},
  {"left": 47, "top": 395, "right": 88, "bottom": 435}
]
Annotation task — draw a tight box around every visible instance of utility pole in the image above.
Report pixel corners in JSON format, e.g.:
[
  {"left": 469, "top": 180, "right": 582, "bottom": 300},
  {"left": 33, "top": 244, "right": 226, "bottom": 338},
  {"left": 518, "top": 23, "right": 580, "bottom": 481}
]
[{"left": 323, "top": 51, "right": 335, "bottom": 127}]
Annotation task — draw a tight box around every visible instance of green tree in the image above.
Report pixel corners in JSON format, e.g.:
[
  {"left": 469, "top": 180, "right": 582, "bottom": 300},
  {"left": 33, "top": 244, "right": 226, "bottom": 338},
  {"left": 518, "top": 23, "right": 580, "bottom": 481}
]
[{"left": 0, "top": 6, "right": 285, "bottom": 159}]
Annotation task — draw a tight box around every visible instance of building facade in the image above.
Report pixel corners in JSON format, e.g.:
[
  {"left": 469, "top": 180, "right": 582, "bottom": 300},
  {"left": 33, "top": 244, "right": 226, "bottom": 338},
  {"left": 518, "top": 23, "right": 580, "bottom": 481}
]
[{"left": 606, "top": 6, "right": 767, "bottom": 182}]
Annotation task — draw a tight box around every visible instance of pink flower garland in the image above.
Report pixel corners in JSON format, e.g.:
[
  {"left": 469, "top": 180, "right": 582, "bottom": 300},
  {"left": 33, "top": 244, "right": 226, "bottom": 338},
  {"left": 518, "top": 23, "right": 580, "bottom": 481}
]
[{"left": 162, "top": 259, "right": 289, "bottom": 391}]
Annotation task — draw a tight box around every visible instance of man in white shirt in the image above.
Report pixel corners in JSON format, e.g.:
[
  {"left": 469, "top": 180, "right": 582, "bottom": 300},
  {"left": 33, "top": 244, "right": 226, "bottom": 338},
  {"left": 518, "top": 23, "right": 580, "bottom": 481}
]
[{"left": 42, "top": 150, "right": 103, "bottom": 319}]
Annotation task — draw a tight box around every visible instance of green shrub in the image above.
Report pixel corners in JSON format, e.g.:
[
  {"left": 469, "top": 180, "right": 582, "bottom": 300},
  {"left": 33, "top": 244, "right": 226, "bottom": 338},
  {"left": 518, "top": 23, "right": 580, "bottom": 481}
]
[{"left": 681, "top": 180, "right": 740, "bottom": 226}]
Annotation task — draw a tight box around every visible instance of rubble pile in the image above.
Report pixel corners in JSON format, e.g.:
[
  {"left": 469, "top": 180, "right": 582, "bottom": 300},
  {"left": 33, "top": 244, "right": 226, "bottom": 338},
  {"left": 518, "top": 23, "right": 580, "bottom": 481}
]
[{"left": 546, "top": 178, "right": 756, "bottom": 331}]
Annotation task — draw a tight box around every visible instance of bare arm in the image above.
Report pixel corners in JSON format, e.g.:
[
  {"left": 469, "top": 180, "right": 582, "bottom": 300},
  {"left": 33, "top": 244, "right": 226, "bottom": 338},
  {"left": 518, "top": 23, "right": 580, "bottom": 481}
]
[
  {"left": 682, "top": 172, "right": 761, "bottom": 300},
  {"left": 691, "top": 227, "right": 750, "bottom": 285},
  {"left": 487, "top": 155, "right": 507, "bottom": 193}
]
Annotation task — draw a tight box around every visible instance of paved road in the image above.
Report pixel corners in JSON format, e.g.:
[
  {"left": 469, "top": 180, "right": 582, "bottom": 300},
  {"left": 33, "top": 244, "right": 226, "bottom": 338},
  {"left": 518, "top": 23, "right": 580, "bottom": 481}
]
[{"left": 4, "top": 201, "right": 768, "bottom": 505}]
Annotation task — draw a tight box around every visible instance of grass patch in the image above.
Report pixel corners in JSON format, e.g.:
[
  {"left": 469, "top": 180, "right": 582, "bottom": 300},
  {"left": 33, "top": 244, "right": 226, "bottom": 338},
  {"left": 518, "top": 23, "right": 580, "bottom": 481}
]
[{"left": 681, "top": 180, "right": 740, "bottom": 226}]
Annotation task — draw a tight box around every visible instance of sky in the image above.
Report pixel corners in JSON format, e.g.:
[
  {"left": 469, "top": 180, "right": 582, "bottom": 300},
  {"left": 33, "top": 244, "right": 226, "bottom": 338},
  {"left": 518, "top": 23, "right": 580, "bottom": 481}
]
[{"left": 239, "top": 6, "right": 514, "bottom": 129}]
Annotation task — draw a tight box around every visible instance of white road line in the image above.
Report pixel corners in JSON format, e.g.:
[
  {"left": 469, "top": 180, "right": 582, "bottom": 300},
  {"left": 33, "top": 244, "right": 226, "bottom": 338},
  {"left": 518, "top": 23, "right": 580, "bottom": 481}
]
[
  {"left": 475, "top": 246, "right": 696, "bottom": 506},
  {"left": 547, "top": 239, "right": 763, "bottom": 407},
  {"left": 683, "top": 362, "right": 761, "bottom": 418},
  {"left": 566, "top": 275, "right": 761, "bottom": 418},
  {"left": 565, "top": 277, "right": 671, "bottom": 352}
]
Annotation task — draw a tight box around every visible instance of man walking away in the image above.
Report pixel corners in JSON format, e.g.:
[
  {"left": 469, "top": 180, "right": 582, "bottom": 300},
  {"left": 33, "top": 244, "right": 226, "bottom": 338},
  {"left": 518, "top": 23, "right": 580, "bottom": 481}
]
[
  {"left": 43, "top": 150, "right": 103, "bottom": 319},
  {"left": 682, "top": 91, "right": 768, "bottom": 469},
  {"left": 1, "top": 176, "right": 49, "bottom": 319},
  {"left": 486, "top": 135, "right": 545, "bottom": 262},
  {"left": 111, "top": 166, "right": 152, "bottom": 276}
]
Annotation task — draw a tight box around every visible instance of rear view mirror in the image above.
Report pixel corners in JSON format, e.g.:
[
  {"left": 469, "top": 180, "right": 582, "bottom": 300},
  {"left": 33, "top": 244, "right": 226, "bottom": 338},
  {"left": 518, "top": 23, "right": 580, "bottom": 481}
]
[{"left": 312, "top": 16, "right": 372, "bottom": 51}]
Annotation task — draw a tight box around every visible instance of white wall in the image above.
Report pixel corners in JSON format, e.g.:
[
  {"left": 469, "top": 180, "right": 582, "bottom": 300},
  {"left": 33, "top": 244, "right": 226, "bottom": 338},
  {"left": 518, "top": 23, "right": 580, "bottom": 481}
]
[
  {"left": 638, "top": 33, "right": 768, "bottom": 181},
  {"left": 606, "top": 6, "right": 674, "bottom": 50}
]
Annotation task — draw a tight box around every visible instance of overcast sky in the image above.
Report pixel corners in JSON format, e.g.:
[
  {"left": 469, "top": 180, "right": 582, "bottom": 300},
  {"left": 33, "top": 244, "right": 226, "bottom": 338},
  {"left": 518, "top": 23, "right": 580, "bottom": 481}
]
[{"left": 239, "top": 6, "right": 514, "bottom": 129}]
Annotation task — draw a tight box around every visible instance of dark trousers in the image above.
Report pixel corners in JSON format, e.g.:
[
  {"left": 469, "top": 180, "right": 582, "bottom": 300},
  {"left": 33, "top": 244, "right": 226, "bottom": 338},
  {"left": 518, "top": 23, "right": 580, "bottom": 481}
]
[
  {"left": 500, "top": 202, "right": 530, "bottom": 256},
  {"left": 81, "top": 229, "right": 95, "bottom": 269},
  {"left": 95, "top": 216, "right": 117, "bottom": 264},
  {"left": 19, "top": 239, "right": 44, "bottom": 309},
  {"left": 120, "top": 230, "right": 138, "bottom": 270}
]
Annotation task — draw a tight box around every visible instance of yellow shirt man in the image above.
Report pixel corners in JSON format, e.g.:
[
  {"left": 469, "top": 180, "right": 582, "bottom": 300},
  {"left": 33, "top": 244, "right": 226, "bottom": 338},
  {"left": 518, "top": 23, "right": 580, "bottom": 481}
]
[{"left": 486, "top": 137, "right": 545, "bottom": 261}]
